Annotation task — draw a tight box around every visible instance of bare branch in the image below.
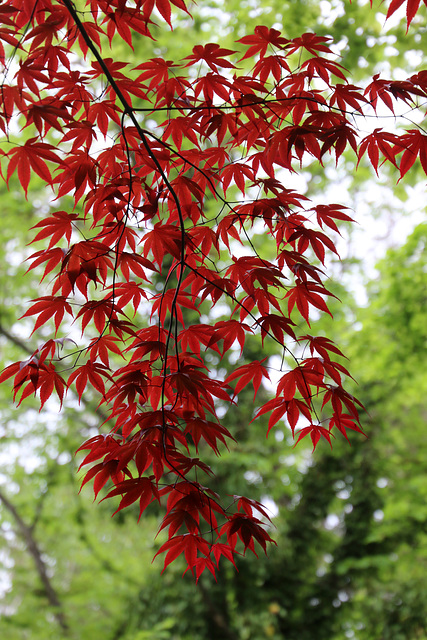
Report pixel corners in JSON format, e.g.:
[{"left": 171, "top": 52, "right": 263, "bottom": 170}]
[{"left": 0, "top": 488, "right": 69, "bottom": 634}]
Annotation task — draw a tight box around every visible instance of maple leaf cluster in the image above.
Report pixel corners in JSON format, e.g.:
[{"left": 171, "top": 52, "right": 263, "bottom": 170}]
[{"left": 1, "top": 0, "right": 426, "bottom": 578}]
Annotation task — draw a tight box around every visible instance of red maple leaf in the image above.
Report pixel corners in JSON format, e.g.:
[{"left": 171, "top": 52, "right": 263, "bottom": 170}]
[
  {"left": 4, "top": 0, "right": 422, "bottom": 578},
  {"left": 7, "top": 138, "right": 63, "bottom": 194}
]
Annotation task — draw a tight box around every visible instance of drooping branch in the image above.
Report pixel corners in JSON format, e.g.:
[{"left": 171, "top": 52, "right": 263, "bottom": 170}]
[
  {"left": 0, "top": 321, "right": 109, "bottom": 422},
  {"left": 2, "top": 0, "right": 426, "bottom": 579}
]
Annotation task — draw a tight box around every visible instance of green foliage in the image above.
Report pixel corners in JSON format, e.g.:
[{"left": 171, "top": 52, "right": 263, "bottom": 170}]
[{"left": 1, "top": 0, "right": 427, "bottom": 638}]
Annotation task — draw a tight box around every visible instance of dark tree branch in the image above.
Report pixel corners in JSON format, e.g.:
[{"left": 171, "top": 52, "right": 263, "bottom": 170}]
[
  {"left": 0, "top": 488, "right": 69, "bottom": 634},
  {"left": 197, "top": 579, "right": 236, "bottom": 640},
  {"left": 0, "top": 322, "right": 33, "bottom": 355}
]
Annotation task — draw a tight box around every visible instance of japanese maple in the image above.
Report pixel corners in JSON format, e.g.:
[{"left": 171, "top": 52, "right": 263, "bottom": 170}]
[{"left": 0, "top": 0, "right": 426, "bottom": 579}]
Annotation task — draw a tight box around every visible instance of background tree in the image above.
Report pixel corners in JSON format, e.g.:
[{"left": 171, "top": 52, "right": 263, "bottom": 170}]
[{"left": 1, "top": 0, "right": 427, "bottom": 637}]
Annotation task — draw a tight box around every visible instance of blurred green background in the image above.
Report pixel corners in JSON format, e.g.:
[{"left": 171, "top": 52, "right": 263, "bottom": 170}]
[{"left": 1, "top": 0, "right": 427, "bottom": 638}]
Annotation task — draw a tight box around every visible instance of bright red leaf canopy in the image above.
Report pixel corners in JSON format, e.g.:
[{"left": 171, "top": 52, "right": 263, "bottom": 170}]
[{"left": 0, "top": 0, "right": 426, "bottom": 579}]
